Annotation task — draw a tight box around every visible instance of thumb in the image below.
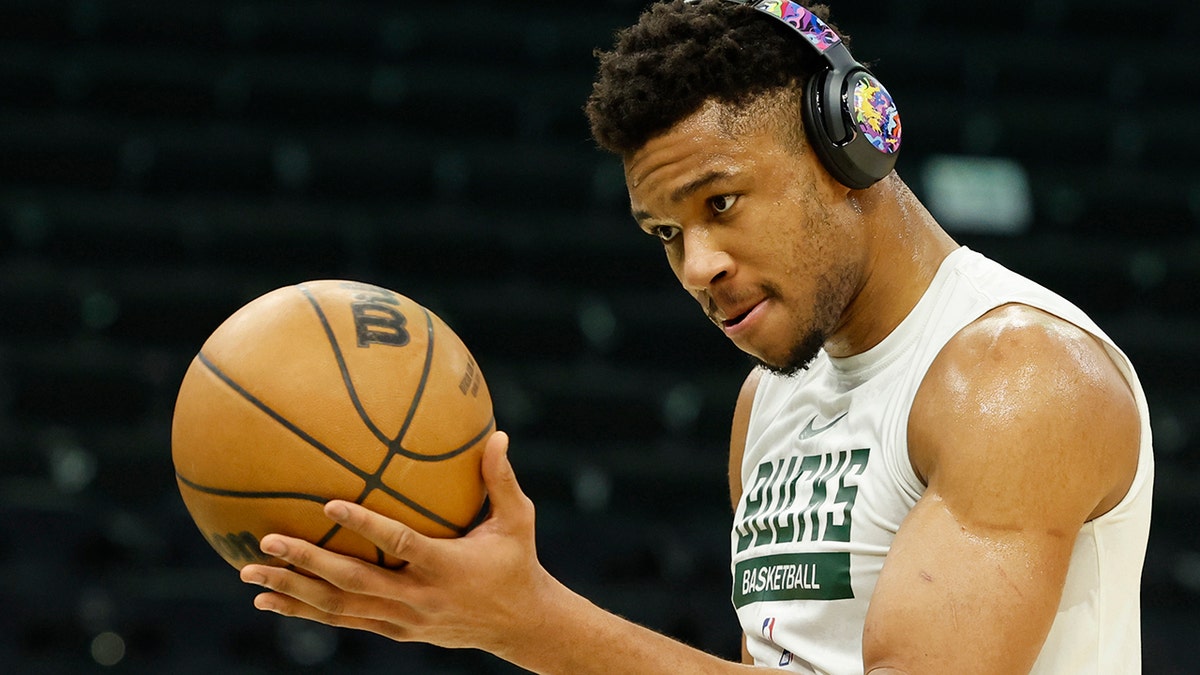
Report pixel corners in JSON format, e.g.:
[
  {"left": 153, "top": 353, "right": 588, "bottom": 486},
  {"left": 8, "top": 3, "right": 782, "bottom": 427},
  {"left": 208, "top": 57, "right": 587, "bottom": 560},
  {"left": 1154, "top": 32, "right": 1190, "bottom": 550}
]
[{"left": 479, "top": 431, "right": 529, "bottom": 522}]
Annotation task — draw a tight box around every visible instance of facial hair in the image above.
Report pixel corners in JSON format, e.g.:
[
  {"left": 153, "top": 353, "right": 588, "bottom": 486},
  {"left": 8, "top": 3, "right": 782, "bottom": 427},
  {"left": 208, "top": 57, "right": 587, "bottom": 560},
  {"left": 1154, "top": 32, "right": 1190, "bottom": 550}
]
[
  {"left": 751, "top": 329, "right": 825, "bottom": 377},
  {"left": 751, "top": 262, "right": 857, "bottom": 377}
]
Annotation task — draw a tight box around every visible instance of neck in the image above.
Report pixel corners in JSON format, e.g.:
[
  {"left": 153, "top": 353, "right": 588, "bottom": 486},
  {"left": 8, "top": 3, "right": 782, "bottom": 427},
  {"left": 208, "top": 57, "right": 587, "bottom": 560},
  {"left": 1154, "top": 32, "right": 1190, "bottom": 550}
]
[{"left": 824, "top": 174, "right": 958, "bottom": 358}]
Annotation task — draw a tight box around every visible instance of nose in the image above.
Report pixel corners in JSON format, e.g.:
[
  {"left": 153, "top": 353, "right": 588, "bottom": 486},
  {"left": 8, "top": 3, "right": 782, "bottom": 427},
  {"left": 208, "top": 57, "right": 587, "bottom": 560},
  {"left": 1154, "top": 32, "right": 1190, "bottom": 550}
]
[{"left": 678, "top": 227, "right": 732, "bottom": 292}]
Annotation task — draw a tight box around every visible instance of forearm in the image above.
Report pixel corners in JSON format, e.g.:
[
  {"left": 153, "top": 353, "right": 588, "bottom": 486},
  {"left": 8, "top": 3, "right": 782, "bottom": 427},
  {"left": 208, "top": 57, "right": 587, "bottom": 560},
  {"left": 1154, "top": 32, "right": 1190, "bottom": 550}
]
[{"left": 497, "top": 575, "right": 764, "bottom": 675}]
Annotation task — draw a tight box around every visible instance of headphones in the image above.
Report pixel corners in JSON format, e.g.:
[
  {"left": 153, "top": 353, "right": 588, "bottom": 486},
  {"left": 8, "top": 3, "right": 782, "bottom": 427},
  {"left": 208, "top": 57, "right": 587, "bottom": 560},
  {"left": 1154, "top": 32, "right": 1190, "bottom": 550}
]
[{"left": 685, "top": 0, "right": 901, "bottom": 189}]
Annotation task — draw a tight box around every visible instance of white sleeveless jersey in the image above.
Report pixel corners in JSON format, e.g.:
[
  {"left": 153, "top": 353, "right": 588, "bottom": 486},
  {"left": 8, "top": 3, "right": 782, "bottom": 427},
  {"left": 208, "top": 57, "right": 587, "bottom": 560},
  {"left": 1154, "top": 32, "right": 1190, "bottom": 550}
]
[{"left": 732, "top": 247, "right": 1154, "bottom": 674}]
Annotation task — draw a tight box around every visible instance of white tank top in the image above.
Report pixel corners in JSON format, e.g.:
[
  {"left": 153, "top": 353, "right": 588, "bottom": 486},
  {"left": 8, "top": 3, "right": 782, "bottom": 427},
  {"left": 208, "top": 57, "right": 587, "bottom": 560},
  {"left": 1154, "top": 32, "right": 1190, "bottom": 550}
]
[{"left": 732, "top": 247, "right": 1154, "bottom": 674}]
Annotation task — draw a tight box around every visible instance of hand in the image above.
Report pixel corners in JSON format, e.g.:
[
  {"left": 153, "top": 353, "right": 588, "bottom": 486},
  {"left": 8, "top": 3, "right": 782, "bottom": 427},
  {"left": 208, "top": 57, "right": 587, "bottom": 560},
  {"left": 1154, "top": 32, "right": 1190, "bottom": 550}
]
[{"left": 239, "top": 431, "right": 558, "bottom": 655}]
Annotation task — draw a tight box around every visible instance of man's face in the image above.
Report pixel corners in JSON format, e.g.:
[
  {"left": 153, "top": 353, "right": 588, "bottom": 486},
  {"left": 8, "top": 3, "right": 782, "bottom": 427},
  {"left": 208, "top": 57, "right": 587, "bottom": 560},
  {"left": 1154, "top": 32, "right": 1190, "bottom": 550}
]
[{"left": 623, "top": 100, "right": 865, "bottom": 375}]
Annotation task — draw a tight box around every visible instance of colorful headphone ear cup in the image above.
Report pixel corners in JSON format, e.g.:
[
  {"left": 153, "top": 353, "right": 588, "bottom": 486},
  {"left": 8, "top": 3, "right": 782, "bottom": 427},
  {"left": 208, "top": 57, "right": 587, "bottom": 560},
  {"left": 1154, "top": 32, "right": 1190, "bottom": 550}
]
[
  {"left": 801, "top": 68, "right": 900, "bottom": 190},
  {"left": 723, "top": 0, "right": 901, "bottom": 188},
  {"left": 849, "top": 72, "right": 902, "bottom": 154},
  {"left": 686, "top": 0, "right": 901, "bottom": 188}
]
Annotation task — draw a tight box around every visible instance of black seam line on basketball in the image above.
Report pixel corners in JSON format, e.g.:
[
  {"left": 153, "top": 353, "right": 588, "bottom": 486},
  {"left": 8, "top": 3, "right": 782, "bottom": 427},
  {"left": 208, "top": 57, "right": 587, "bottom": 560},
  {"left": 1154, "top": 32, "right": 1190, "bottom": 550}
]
[
  {"left": 375, "top": 306, "right": 450, "bottom": 461},
  {"left": 392, "top": 415, "right": 496, "bottom": 462},
  {"left": 196, "top": 351, "right": 375, "bottom": 483},
  {"left": 333, "top": 418, "right": 497, "bottom": 535},
  {"left": 345, "top": 477, "right": 470, "bottom": 535},
  {"left": 466, "top": 495, "right": 491, "bottom": 532},
  {"left": 347, "top": 415, "right": 498, "bottom": 536},
  {"left": 313, "top": 522, "right": 342, "bottom": 548},
  {"left": 178, "top": 471, "right": 464, "bottom": 542},
  {"left": 175, "top": 472, "right": 328, "bottom": 504},
  {"left": 351, "top": 304, "right": 438, "bottom": 529},
  {"left": 297, "top": 283, "right": 390, "bottom": 446},
  {"left": 389, "top": 305, "right": 436, "bottom": 447}
]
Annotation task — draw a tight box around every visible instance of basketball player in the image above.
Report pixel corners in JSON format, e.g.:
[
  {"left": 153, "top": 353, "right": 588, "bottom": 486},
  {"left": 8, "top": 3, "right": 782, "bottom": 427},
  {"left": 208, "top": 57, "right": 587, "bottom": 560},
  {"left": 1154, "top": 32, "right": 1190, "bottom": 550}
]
[{"left": 239, "top": 1, "right": 1154, "bottom": 672}]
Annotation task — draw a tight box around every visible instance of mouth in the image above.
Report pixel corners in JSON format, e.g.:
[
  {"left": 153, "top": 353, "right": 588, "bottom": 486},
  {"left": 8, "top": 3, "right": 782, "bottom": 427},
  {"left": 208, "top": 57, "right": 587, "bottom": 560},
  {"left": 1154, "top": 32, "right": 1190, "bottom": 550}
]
[
  {"left": 722, "top": 307, "right": 754, "bottom": 329},
  {"left": 718, "top": 299, "right": 766, "bottom": 335}
]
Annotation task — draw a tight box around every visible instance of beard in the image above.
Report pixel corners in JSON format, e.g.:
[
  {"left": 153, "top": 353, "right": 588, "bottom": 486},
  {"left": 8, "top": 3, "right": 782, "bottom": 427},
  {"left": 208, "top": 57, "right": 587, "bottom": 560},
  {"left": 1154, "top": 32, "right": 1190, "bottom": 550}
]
[
  {"left": 749, "top": 263, "right": 857, "bottom": 377},
  {"left": 750, "top": 328, "right": 825, "bottom": 377}
]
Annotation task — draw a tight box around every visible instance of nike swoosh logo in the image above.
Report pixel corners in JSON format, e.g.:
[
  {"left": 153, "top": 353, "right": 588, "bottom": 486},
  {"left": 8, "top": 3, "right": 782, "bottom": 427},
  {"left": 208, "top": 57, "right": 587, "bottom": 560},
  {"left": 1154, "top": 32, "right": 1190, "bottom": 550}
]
[{"left": 798, "top": 412, "right": 848, "bottom": 440}]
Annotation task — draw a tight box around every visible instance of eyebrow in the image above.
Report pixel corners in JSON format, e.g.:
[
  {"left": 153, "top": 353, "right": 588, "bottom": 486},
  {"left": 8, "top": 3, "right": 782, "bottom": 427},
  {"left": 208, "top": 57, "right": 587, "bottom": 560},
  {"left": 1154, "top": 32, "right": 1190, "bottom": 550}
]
[
  {"left": 631, "top": 169, "right": 736, "bottom": 224},
  {"left": 672, "top": 169, "right": 735, "bottom": 203}
]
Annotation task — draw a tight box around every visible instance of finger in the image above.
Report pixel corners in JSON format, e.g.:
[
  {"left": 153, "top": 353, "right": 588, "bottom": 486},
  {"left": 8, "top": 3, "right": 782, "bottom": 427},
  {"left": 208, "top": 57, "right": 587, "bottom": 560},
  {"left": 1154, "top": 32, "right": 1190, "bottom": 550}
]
[
  {"left": 479, "top": 431, "right": 533, "bottom": 523},
  {"left": 247, "top": 582, "right": 416, "bottom": 642},
  {"left": 241, "top": 558, "right": 417, "bottom": 624},
  {"left": 255, "top": 532, "right": 406, "bottom": 598},
  {"left": 323, "top": 500, "right": 439, "bottom": 568},
  {"left": 241, "top": 566, "right": 420, "bottom": 638},
  {"left": 241, "top": 561, "right": 354, "bottom": 615}
]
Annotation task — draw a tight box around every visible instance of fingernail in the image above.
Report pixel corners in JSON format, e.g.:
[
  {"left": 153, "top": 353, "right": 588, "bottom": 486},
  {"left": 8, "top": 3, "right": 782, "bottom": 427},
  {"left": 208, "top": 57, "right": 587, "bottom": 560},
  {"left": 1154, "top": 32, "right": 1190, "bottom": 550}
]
[
  {"left": 242, "top": 571, "right": 266, "bottom": 586},
  {"left": 261, "top": 538, "right": 285, "bottom": 556}
]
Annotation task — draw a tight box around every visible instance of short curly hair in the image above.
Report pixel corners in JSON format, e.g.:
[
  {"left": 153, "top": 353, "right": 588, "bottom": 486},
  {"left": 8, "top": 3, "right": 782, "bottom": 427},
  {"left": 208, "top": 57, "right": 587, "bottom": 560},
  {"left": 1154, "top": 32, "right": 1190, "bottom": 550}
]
[{"left": 585, "top": 0, "right": 844, "bottom": 156}]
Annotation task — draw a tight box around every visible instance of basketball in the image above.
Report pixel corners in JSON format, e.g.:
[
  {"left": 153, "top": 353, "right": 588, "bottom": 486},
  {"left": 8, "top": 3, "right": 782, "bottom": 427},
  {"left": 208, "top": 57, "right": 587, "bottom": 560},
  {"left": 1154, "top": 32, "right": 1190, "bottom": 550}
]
[{"left": 170, "top": 280, "right": 494, "bottom": 570}]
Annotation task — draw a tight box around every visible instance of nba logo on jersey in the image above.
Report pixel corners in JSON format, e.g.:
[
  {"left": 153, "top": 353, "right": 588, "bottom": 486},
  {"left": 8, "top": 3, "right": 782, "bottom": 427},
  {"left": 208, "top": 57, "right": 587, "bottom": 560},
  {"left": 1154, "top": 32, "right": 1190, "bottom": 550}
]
[
  {"left": 761, "top": 617, "right": 793, "bottom": 665},
  {"left": 761, "top": 617, "right": 776, "bottom": 641}
]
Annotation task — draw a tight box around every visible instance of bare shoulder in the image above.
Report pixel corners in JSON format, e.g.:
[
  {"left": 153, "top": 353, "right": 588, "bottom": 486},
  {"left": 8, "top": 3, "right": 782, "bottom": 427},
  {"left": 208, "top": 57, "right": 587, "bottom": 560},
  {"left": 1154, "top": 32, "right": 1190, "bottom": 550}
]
[
  {"left": 866, "top": 306, "right": 1140, "bottom": 672},
  {"left": 729, "top": 368, "right": 764, "bottom": 509},
  {"left": 909, "top": 303, "right": 1139, "bottom": 526}
]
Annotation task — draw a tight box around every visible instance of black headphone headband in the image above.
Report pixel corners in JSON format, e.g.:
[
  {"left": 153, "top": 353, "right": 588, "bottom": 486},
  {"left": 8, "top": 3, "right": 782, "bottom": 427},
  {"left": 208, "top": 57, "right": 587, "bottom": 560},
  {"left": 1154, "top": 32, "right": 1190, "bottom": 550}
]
[{"left": 686, "top": 0, "right": 902, "bottom": 188}]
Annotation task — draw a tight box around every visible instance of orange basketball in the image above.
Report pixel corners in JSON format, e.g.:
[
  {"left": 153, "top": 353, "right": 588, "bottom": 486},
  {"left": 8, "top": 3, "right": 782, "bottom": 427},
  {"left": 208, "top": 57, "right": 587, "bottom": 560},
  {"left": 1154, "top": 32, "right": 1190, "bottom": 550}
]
[{"left": 171, "top": 280, "right": 494, "bottom": 570}]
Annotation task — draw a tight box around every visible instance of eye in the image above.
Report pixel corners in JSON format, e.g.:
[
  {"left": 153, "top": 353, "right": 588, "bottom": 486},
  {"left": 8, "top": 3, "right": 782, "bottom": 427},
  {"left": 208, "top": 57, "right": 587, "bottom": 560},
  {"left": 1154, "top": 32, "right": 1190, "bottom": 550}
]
[
  {"left": 650, "top": 225, "right": 679, "bottom": 243},
  {"left": 709, "top": 194, "right": 738, "bottom": 214}
]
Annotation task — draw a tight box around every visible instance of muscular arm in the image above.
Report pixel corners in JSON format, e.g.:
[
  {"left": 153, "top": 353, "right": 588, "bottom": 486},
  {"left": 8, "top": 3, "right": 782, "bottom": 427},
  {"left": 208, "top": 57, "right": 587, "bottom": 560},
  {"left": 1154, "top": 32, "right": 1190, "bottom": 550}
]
[{"left": 862, "top": 305, "right": 1140, "bottom": 673}]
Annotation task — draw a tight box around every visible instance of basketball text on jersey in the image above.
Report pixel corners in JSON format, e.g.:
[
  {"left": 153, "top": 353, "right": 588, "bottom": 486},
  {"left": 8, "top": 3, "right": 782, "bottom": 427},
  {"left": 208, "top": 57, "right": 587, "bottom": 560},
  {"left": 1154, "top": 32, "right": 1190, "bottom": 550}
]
[{"left": 733, "top": 447, "right": 869, "bottom": 607}]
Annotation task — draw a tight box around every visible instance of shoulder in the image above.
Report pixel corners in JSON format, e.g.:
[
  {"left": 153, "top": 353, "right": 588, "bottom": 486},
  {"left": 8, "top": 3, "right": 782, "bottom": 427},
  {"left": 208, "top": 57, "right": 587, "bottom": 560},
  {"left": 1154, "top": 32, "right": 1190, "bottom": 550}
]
[
  {"left": 909, "top": 303, "right": 1139, "bottom": 525},
  {"left": 728, "top": 368, "right": 764, "bottom": 508}
]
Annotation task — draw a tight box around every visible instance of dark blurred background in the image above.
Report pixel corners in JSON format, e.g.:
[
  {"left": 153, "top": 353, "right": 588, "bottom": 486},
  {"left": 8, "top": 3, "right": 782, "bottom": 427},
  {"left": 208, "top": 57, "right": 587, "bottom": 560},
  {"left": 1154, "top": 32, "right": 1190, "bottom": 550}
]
[{"left": 0, "top": 0, "right": 1196, "bottom": 672}]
